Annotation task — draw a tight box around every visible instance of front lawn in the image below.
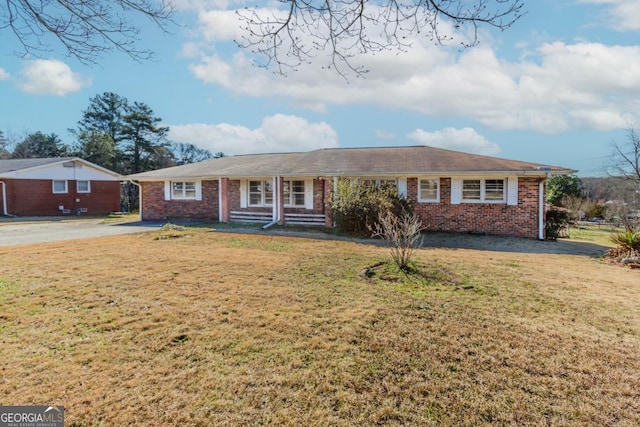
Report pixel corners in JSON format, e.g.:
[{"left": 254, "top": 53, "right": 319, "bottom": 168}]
[{"left": 0, "top": 229, "right": 638, "bottom": 426}]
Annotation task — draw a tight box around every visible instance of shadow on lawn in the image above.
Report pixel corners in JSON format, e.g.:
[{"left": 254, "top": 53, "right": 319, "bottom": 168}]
[
  {"left": 420, "top": 232, "right": 609, "bottom": 257},
  {"left": 107, "top": 218, "right": 610, "bottom": 258}
]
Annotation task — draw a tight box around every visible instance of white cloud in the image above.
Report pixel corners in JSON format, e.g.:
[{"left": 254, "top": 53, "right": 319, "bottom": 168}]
[
  {"left": 181, "top": 2, "right": 640, "bottom": 134},
  {"left": 406, "top": 127, "right": 500, "bottom": 155},
  {"left": 188, "top": 38, "right": 640, "bottom": 133},
  {"left": 579, "top": 0, "right": 640, "bottom": 31},
  {"left": 0, "top": 68, "right": 9, "bottom": 80},
  {"left": 18, "top": 59, "right": 91, "bottom": 96},
  {"left": 168, "top": 114, "right": 339, "bottom": 155}
]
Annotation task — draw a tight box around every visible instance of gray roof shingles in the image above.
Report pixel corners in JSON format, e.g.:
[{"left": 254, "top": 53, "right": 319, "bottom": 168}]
[
  {"left": 127, "top": 146, "right": 573, "bottom": 180},
  {"left": 0, "top": 158, "right": 76, "bottom": 174}
]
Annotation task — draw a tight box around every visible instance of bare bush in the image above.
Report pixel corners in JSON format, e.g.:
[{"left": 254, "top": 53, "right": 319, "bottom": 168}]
[{"left": 370, "top": 209, "right": 426, "bottom": 270}]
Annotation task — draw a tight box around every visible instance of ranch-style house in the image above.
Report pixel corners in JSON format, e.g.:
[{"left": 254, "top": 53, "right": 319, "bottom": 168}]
[
  {"left": 127, "top": 146, "right": 573, "bottom": 239},
  {"left": 0, "top": 157, "right": 122, "bottom": 217}
]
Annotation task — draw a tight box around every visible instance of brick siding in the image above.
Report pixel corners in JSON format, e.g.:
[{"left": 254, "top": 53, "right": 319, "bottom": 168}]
[
  {"left": 138, "top": 176, "right": 543, "bottom": 237},
  {"left": 141, "top": 180, "right": 219, "bottom": 221},
  {"left": 1, "top": 179, "right": 120, "bottom": 216},
  {"left": 407, "top": 177, "right": 542, "bottom": 238}
]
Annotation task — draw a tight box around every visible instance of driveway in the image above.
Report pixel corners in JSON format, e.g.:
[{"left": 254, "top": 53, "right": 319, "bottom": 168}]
[{"left": 0, "top": 217, "right": 163, "bottom": 247}]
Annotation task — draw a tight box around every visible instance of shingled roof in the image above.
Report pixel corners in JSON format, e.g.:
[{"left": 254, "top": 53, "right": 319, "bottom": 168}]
[
  {"left": 0, "top": 158, "right": 76, "bottom": 174},
  {"left": 127, "top": 146, "right": 573, "bottom": 180},
  {"left": 0, "top": 157, "right": 121, "bottom": 178}
]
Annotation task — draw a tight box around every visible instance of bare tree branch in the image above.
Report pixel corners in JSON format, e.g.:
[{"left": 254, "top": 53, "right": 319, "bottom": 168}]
[
  {"left": 1, "top": 0, "right": 175, "bottom": 64},
  {"left": 236, "top": 0, "right": 525, "bottom": 77},
  {"left": 610, "top": 127, "right": 640, "bottom": 182}
]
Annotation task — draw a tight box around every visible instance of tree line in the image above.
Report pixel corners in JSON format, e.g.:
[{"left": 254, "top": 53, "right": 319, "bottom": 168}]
[{"left": 0, "top": 92, "right": 222, "bottom": 175}]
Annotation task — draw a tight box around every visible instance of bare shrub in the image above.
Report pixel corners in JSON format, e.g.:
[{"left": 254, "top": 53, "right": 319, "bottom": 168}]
[{"left": 370, "top": 209, "right": 426, "bottom": 270}]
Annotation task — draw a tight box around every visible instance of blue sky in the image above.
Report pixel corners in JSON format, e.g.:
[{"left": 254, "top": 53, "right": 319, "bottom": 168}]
[{"left": 1, "top": 0, "right": 639, "bottom": 176}]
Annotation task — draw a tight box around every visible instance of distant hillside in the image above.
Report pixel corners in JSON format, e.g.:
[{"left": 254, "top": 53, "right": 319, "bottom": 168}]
[{"left": 580, "top": 176, "right": 639, "bottom": 204}]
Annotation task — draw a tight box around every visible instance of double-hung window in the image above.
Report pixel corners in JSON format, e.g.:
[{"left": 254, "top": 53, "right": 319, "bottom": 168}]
[
  {"left": 77, "top": 180, "right": 91, "bottom": 193},
  {"left": 419, "top": 179, "right": 439, "bottom": 202},
  {"left": 52, "top": 180, "right": 68, "bottom": 194},
  {"left": 249, "top": 180, "right": 273, "bottom": 206},
  {"left": 172, "top": 181, "right": 197, "bottom": 199},
  {"left": 283, "top": 180, "right": 305, "bottom": 206},
  {"left": 462, "top": 178, "right": 505, "bottom": 202}
]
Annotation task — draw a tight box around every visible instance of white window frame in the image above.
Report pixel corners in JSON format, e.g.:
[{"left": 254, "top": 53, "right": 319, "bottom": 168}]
[
  {"left": 418, "top": 178, "right": 440, "bottom": 203},
  {"left": 283, "top": 180, "right": 306, "bottom": 207},
  {"left": 248, "top": 180, "right": 273, "bottom": 207},
  {"left": 461, "top": 178, "right": 506, "bottom": 203},
  {"left": 76, "top": 180, "right": 91, "bottom": 193},
  {"left": 52, "top": 180, "right": 68, "bottom": 194},
  {"left": 171, "top": 181, "right": 197, "bottom": 200}
]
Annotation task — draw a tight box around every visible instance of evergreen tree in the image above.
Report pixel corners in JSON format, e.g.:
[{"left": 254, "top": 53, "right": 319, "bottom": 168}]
[{"left": 12, "top": 132, "right": 68, "bottom": 158}]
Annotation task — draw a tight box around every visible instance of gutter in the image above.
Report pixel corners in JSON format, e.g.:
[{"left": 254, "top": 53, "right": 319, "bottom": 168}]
[
  {"left": 0, "top": 181, "right": 15, "bottom": 216},
  {"left": 538, "top": 174, "right": 550, "bottom": 240}
]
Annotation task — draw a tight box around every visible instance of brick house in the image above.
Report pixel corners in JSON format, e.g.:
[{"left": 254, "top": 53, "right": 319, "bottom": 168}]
[
  {"left": 0, "top": 158, "right": 121, "bottom": 216},
  {"left": 127, "top": 146, "right": 573, "bottom": 239}
]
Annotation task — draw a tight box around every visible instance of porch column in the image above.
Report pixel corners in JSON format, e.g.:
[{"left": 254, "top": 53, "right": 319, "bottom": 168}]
[
  {"left": 277, "top": 176, "right": 285, "bottom": 225},
  {"left": 325, "top": 177, "right": 334, "bottom": 227},
  {"left": 220, "top": 177, "right": 230, "bottom": 223}
]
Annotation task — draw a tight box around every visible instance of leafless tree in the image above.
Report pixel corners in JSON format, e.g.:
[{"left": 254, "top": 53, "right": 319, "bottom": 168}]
[
  {"left": 610, "top": 127, "right": 640, "bottom": 183},
  {"left": 609, "top": 126, "right": 640, "bottom": 230},
  {"left": 237, "top": 0, "right": 525, "bottom": 76},
  {"left": 370, "top": 208, "right": 426, "bottom": 270},
  {"left": 2, "top": 0, "right": 174, "bottom": 64}
]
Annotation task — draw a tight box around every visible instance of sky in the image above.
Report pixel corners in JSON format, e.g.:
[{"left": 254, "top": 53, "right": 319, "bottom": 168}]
[{"left": 1, "top": 0, "right": 639, "bottom": 177}]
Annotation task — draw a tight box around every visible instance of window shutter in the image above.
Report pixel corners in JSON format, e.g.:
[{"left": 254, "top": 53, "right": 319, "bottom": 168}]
[
  {"left": 450, "top": 178, "right": 462, "bottom": 205},
  {"left": 164, "top": 181, "right": 171, "bottom": 201},
  {"left": 397, "top": 178, "right": 407, "bottom": 199},
  {"left": 240, "top": 180, "right": 247, "bottom": 208},
  {"left": 195, "top": 181, "right": 202, "bottom": 201},
  {"left": 305, "top": 179, "right": 314, "bottom": 209},
  {"left": 507, "top": 177, "right": 518, "bottom": 206}
]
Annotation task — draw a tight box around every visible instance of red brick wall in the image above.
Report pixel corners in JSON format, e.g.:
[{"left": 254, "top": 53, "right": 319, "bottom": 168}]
[
  {"left": 138, "top": 176, "right": 542, "bottom": 237},
  {"left": 407, "top": 177, "right": 542, "bottom": 238},
  {"left": 141, "top": 180, "right": 219, "bottom": 221},
  {"left": 1, "top": 179, "right": 120, "bottom": 216}
]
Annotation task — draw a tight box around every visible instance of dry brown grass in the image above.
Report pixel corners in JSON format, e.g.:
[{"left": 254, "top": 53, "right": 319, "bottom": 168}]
[{"left": 0, "top": 228, "right": 639, "bottom": 426}]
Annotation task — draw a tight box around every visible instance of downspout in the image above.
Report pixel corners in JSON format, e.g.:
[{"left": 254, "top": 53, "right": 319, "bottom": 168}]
[
  {"left": 538, "top": 175, "right": 549, "bottom": 240},
  {"left": 0, "top": 181, "right": 15, "bottom": 216},
  {"left": 128, "top": 180, "right": 142, "bottom": 219},
  {"left": 262, "top": 176, "right": 280, "bottom": 229}
]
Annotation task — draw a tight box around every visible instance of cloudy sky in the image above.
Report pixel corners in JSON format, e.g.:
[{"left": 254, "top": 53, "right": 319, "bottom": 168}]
[{"left": 1, "top": 0, "right": 639, "bottom": 176}]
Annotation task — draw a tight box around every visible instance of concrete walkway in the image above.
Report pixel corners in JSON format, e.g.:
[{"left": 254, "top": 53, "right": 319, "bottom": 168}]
[{"left": 0, "top": 217, "right": 163, "bottom": 247}]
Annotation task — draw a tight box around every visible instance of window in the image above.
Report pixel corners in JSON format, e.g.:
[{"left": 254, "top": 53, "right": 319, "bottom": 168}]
[
  {"left": 77, "top": 180, "right": 91, "bottom": 193},
  {"left": 249, "top": 180, "right": 273, "bottom": 206},
  {"left": 462, "top": 180, "right": 481, "bottom": 200},
  {"left": 172, "top": 181, "right": 197, "bottom": 199},
  {"left": 419, "top": 179, "right": 439, "bottom": 202},
  {"left": 361, "top": 178, "right": 397, "bottom": 188},
  {"left": 462, "top": 179, "right": 505, "bottom": 202},
  {"left": 485, "top": 179, "right": 505, "bottom": 201},
  {"left": 283, "top": 180, "right": 305, "bottom": 206},
  {"left": 52, "top": 180, "right": 68, "bottom": 194}
]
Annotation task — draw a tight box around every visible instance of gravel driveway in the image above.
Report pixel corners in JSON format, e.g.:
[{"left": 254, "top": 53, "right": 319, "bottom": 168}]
[{"left": 0, "top": 218, "right": 162, "bottom": 247}]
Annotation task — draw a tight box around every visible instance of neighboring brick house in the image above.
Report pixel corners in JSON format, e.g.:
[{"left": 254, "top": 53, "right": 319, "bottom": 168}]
[
  {"left": 0, "top": 158, "right": 121, "bottom": 216},
  {"left": 127, "top": 146, "right": 573, "bottom": 239}
]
